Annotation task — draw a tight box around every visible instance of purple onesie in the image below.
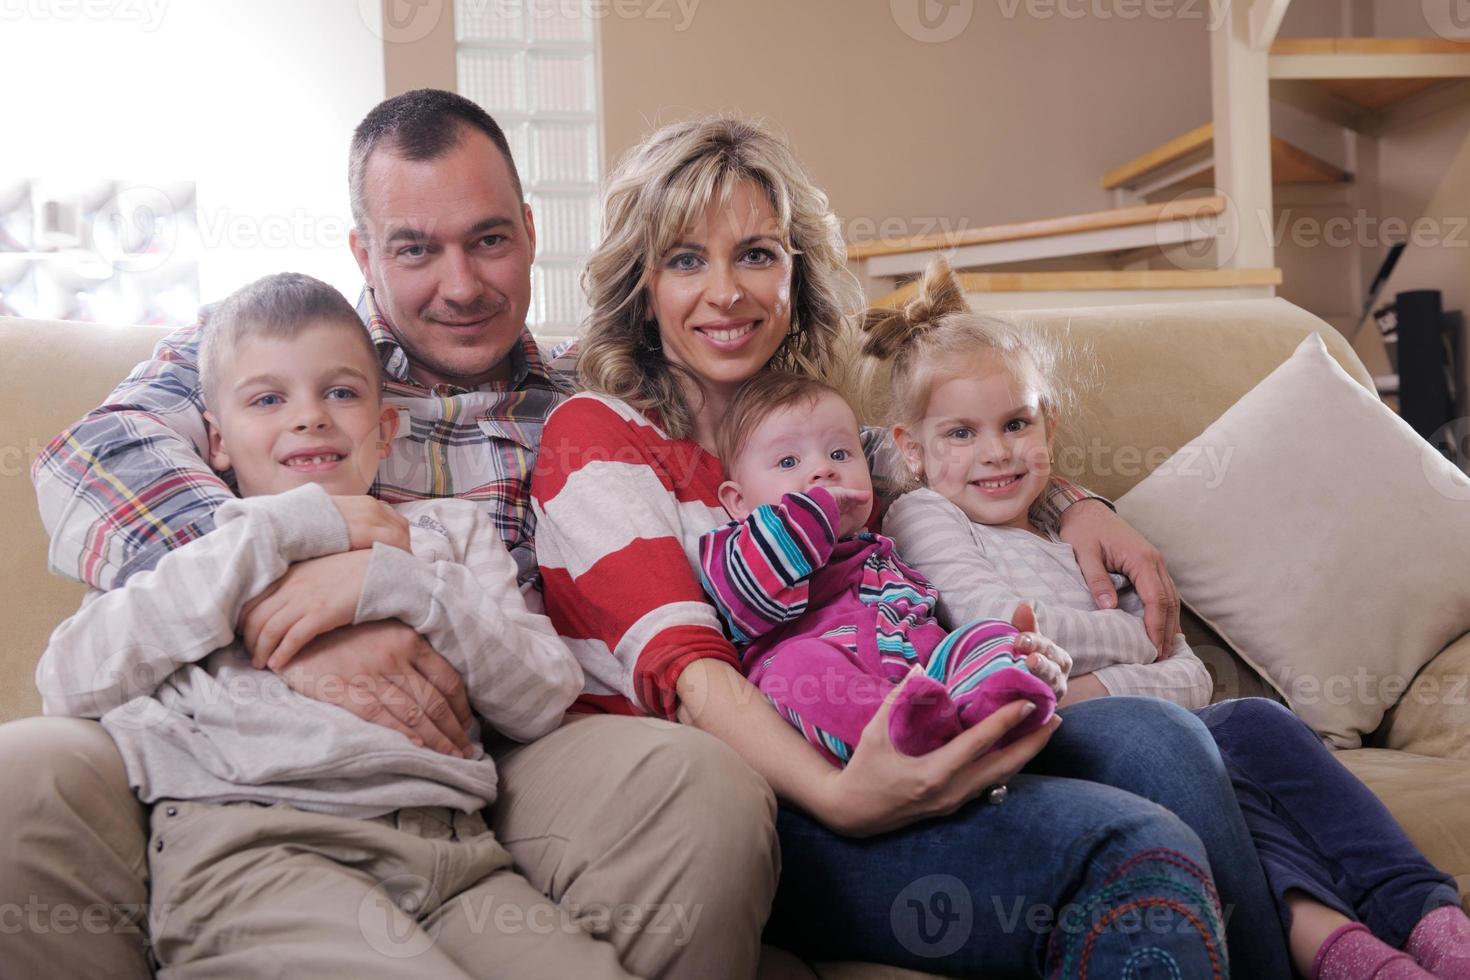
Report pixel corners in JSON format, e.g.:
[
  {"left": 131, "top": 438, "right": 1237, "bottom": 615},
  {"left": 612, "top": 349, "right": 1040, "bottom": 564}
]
[{"left": 698, "top": 487, "right": 1055, "bottom": 765}]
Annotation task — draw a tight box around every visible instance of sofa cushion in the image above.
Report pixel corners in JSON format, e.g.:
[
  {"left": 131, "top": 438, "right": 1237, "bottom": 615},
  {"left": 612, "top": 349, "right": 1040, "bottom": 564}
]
[
  {"left": 1376, "top": 631, "right": 1470, "bottom": 761},
  {"left": 1335, "top": 748, "right": 1470, "bottom": 912},
  {"left": 1116, "top": 334, "right": 1470, "bottom": 748}
]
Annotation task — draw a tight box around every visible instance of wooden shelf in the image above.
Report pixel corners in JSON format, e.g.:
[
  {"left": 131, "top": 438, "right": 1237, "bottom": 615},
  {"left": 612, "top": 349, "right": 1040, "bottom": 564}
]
[
  {"left": 1102, "top": 122, "right": 1350, "bottom": 192},
  {"left": 1269, "top": 37, "right": 1470, "bottom": 112},
  {"left": 872, "top": 268, "right": 1283, "bottom": 308},
  {"left": 846, "top": 196, "right": 1226, "bottom": 261}
]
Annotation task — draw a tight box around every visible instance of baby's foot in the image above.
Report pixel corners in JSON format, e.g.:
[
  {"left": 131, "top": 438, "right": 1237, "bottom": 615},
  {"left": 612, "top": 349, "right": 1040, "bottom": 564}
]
[{"left": 887, "top": 673, "right": 961, "bottom": 756}]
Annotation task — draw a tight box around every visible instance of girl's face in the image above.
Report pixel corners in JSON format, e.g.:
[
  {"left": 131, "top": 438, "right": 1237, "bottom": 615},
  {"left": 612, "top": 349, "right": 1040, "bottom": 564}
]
[
  {"left": 894, "top": 352, "right": 1054, "bottom": 533},
  {"left": 646, "top": 179, "right": 794, "bottom": 398}
]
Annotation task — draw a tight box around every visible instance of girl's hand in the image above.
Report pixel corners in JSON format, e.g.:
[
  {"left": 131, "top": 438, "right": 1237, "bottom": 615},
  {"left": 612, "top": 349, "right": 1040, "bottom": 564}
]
[
  {"left": 818, "top": 671, "right": 1060, "bottom": 837},
  {"left": 240, "top": 551, "right": 374, "bottom": 671},
  {"left": 331, "top": 495, "right": 412, "bottom": 552},
  {"left": 1011, "top": 602, "right": 1070, "bottom": 699}
]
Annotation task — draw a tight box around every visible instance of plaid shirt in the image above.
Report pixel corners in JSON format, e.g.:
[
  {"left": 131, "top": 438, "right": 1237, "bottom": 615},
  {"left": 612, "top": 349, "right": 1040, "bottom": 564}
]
[{"left": 32, "top": 290, "right": 575, "bottom": 591}]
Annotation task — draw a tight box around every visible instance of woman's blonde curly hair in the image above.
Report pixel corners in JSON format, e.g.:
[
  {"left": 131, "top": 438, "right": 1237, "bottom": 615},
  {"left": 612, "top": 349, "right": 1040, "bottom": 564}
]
[{"left": 577, "top": 115, "right": 863, "bottom": 440}]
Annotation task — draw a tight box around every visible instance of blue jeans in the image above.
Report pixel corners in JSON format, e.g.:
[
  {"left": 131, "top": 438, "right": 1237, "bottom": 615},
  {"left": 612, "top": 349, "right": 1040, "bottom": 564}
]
[
  {"left": 766, "top": 697, "right": 1291, "bottom": 978},
  {"left": 1196, "top": 698, "right": 1460, "bottom": 946}
]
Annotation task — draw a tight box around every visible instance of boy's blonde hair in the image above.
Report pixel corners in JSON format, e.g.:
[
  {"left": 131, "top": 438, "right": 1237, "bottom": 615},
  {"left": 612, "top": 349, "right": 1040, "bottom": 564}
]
[
  {"left": 199, "top": 272, "right": 379, "bottom": 412},
  {"left": 577, "top": 115, "right": 863, "bottom": 440},
  {"left": 861, "top": 259, "right": 1068, "bottom": 432},
  {"left": 714, "top": 371, "right": 848, "bottom": 474}
]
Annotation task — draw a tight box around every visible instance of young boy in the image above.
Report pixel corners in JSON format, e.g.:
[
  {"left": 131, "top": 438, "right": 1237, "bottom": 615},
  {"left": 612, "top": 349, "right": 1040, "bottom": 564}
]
[
  {"left": 696, "top": 371, "right": 1057, "bottom": 767},
  {"left": 34, "top": 273, "right": 637, "bottom": 978}
]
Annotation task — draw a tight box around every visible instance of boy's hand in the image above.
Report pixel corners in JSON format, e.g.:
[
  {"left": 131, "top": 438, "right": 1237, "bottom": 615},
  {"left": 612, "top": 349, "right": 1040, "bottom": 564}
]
[
  {"left": 1057, "top": 499, "right": 1180, "bottom": 659},
  {"left": 332, "top": 495, "right": 411, "bottom": 552},
  {"left": 241, "top": 551, "right": 374, "bottom": 671},
  {"left": 824, "top": 486, "right": 873, "bottom": 537}
]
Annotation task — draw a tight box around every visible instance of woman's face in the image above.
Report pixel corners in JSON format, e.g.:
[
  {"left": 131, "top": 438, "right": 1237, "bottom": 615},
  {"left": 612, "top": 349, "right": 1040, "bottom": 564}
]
[{"left": 647, "top": 179, "right": 794, "bottom": 395}]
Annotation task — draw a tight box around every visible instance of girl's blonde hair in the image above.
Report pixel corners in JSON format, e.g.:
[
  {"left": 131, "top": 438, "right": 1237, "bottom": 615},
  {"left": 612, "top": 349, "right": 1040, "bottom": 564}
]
[
  {"left": 861, "top": 259, "right": 1068, "bottom": 432},
  {"left": 578, "top": 115, "right": 863, "bottom": 439}
]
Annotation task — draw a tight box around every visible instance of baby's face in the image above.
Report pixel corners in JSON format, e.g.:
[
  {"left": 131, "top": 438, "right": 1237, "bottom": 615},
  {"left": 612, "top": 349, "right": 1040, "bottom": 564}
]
[
  {"left": 723, "top": 391, "right": 873, "bottom": 538},
  {"left": 206, "top": 318, "right": 396, "bottom": 498}
]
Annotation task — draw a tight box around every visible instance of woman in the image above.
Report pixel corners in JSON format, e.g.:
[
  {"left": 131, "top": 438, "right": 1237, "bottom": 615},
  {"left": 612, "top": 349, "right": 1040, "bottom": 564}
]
[{"left": 530, "top": 116, "right": 1290, "bottom": 978}]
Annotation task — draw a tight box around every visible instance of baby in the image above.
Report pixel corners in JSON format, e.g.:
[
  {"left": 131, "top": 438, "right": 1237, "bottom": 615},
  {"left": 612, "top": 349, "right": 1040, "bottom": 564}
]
[
  {"left": 32, "top": 273, "right": 623, "bottom": 974},
  {"left": 697, "top": 370, "right": 1056, "bottom": 766}
]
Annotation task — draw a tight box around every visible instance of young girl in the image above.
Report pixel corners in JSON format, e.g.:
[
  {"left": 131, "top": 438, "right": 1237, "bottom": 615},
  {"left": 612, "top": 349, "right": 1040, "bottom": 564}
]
[
  {"left": 873, "top": 259, "right": 1470, "bottom": 980},
  {"left": 697, "top": 371, "right": 1058, "bottom": 766}
]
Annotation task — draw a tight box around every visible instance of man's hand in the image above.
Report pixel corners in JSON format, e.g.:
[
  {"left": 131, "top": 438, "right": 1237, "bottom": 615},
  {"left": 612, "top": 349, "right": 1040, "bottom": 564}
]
[
  {"left": 276, "top": 620, "right": 474, "bottom": 758},
  {"left": 241, "top": 551, "right": 373, "bottom": 671},
  {"left": 332, "top": 495, "right": 411, "bottom": 552},
  {"left": 1011, "top": 602, "right": 1070, "bottom": 700},
  {"left": 1057, "top": 499, "right": 1181, "bottom": 659}
]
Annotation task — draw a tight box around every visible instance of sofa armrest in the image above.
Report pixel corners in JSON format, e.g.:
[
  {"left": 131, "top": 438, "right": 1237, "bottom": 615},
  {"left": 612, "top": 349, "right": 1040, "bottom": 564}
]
[{"left": 1374, "top": 632, "right": 1470, "bottom": 760}]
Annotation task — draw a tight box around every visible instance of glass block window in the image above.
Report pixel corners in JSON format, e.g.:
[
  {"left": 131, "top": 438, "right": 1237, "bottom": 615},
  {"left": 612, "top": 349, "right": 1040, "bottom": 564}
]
[{"left": 456, "top": 0, "right": 600, "bottom": 337}]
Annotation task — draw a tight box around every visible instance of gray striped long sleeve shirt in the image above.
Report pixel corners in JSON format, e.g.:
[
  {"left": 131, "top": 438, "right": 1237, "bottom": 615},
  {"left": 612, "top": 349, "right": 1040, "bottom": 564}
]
[
  {"left": 35, "top": 483, "right": 583, "bottom": 817},
  {"left": 883, "top": 488, "right": 1211, "bottom": 708}
]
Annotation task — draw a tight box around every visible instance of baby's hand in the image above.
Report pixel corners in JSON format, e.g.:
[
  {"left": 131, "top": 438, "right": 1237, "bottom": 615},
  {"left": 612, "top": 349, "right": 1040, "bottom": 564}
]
[
  {"left": 332, "top": 495, "right": 411, "bottom": 552},
  {"left": 824, "top": 487, "right": 873, "bottom": 536}
]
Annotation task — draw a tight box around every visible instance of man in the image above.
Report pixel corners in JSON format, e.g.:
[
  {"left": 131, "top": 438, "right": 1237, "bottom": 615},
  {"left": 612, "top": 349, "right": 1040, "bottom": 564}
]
[{"left": 5, "top": 89, "right": 778, "bottom": 979}]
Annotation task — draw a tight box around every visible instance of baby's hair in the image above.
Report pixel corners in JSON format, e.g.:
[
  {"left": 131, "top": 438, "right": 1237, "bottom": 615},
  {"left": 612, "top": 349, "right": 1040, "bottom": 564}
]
[
  {"left": 715, "top": 371, "right": 849, "bottom": 473},
  {"left": 860, "top": 259, "right": 1068, "bottom": 433},
  {"left": 199, "top": 272, "right": 379, "bottom": 412}
]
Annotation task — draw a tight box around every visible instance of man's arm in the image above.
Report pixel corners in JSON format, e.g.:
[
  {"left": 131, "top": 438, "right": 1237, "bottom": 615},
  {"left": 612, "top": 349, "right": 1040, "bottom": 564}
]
[{"left": 30, "top": 321, "right": 234, "bottom": 590}]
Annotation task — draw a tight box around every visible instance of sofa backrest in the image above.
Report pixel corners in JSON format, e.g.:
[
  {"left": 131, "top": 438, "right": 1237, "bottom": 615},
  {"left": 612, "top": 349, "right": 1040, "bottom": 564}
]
[
  {"left": 0, "top": 298, "right": 1371, "bottom": 723},
  {"left": 2, "top": 317, "right": 170, "bottom": 721}
]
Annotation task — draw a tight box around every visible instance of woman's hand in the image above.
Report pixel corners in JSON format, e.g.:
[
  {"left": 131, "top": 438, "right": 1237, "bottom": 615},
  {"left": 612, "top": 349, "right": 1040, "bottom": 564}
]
[
  {"left": 331, "top": 495, "right": 412, "bottom": 552},
  {"left": 1056, "top": 499, "right": 1181, "bottom": 658},
  {"left": 240, "top": 551, "right": 373, "bottom": 671},
  {"left": 1011, "top": 602, "right": 1070, "bottom": 699},
  {"left": 818, "top": 674, "right": 1060, "bottom": 837}
]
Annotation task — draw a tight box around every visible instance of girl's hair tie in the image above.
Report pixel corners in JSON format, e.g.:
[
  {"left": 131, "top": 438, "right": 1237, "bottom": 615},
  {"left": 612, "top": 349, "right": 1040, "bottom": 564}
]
[{"left": 859, "top": 258, "right": 968, "bottom": 360}]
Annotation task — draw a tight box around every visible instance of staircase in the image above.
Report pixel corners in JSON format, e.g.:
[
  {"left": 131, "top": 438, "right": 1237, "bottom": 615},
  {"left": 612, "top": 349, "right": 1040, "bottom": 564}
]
[{"left": 850, "top": 2, "right": 1470, "bottom": 324}]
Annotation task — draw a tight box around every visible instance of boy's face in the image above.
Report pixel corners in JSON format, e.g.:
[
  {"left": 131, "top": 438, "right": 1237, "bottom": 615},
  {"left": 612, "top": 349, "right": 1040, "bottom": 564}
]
[
  {"left": 205, "top": 318, "right": 398, "bottom": 498},
  {"left": 720, "top": 391, "right": 874, "bottom": 538}
]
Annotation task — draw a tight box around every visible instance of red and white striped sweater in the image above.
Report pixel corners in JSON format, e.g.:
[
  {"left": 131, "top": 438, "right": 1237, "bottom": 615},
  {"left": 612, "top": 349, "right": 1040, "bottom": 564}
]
[{"left": 531, "top": 392, "right": 741, "bottom": 719}]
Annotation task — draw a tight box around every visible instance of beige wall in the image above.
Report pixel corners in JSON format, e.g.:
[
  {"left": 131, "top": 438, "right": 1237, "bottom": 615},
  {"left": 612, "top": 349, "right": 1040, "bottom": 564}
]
[{"left": 599, "top": 0, "right": 1214, "bottom": 243}]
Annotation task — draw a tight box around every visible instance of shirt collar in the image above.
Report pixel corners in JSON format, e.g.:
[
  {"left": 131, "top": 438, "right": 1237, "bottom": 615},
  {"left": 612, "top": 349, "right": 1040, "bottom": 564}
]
[{"left": 356, "top": 286, "right": 554, "bottom": 393}]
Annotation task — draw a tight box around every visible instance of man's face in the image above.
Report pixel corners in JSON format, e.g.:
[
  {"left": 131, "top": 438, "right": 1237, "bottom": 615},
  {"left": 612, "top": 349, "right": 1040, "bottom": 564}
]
[{"left": 350, "top": 128, "right": 535, "bottom": 389}]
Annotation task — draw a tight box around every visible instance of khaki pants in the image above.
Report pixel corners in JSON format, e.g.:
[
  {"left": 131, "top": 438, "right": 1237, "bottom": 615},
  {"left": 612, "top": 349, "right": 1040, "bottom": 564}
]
[{"left": 0, "top": 714, "right": 779, "bottom": 980}]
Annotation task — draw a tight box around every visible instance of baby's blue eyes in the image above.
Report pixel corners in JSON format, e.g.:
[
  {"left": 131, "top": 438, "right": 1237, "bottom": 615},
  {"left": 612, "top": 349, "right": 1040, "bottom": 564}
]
[
  {"left": 830, "top": 449, "right": 850, "bottom": 461},
  {"left": 777, "top": 456, "right": 799, "bottom": 469}
]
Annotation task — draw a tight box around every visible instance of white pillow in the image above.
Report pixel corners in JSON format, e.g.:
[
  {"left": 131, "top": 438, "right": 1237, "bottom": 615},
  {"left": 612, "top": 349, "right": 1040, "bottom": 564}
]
[{"left": 1117, "top": 334, "right": 1470, "bottom": 747}]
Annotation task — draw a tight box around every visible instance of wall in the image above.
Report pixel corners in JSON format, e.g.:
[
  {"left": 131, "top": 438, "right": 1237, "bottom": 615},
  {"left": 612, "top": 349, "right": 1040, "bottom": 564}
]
[
  {"left": 0, "top": 0, "right": 388, "bottom": 303},
  {"left": 599, "top": 0, "right": 1216, "bottom": 245}
]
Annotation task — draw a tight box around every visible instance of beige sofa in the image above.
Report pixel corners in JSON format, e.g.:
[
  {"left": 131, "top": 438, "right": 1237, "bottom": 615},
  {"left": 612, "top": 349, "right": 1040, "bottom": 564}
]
[{"left": 2, "top": 298, "right": 1466, "bottom": 980}]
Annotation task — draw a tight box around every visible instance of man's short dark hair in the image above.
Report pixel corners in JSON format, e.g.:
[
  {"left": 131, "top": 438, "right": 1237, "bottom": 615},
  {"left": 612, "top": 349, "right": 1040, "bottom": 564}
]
[{"left": 348, "top": 88, "right": 524, "bottom": 239}]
